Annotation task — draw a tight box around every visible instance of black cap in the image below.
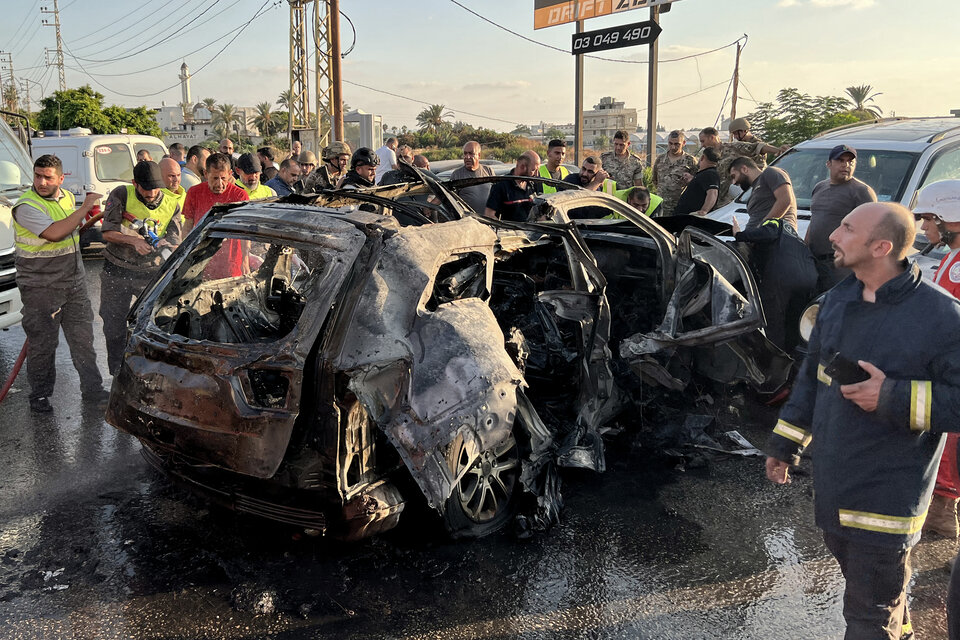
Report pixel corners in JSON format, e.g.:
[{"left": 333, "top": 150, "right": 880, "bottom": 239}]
[
  {"left": 133, "top": 161, "right": 163, "bottom": 190},
  {"left": 236, "top": 152, "right": 262, "bottom": 174},
  {"left": 828, "top": 144, "right": 857, "bottom": 161}
]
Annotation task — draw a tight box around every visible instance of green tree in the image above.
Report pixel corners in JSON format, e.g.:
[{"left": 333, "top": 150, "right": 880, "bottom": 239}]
[
  {"left": 213, "top": 103, "right": 240, "bottom": 139},
  {"left": 511, "top": 124, "right": 531, "bottom": 135},
  {"left": 102, "top": 105, "right": 162, "bottom": 137},
  {"left": 844, "top": 84, "right": 883, "bottom": 118},
  {"left": 37, "top": 86, "right": 112, "bottom": 132},
  {"left": 593, "top": 134, "right": 610, "bottom": 150},
  {"left": 3, "top": 83, "right": 18, "bottom": 113},
  {"left": 544, "top": 127, "right": 566, "bottom": 141},
  {"left": 252, "top": 101, "right": 276, "bottom": 137},
  {"left": 416, "top": 104, "right": 454, "bottom": 134},
  {"left": 276, "top": 89, "right": 291, "bottom": 111},
  {"left": 747, "top": 88, "right": 864, "bottom": 147}
]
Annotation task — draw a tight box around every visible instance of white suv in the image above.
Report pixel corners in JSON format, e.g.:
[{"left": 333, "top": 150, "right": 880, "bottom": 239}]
[
  {"left": 709, "top": 117, "right": 960, "bottom": 266},
  {"left": 0, "top": 114, "right": 35, "bottom": 329}
]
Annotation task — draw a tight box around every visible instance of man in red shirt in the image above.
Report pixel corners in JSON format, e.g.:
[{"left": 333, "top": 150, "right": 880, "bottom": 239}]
[{"left": 182, "top": 152, "right": 249, "bottom": 278}]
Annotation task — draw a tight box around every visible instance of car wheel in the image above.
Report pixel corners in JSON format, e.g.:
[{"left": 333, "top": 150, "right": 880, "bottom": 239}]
[{"left": 442, "top": 430, "right": 520, "bottom": 539}]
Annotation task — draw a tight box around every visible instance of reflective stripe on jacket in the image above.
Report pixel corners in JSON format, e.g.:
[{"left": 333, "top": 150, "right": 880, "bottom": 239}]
[
  {"left": 125, "top": 185, "right": 179, "bottom": 237},
  {"left": 13, "top": 188, "right": 77, "bottom": 259},
  {"left": 766, "top": 261, "right": 960, "bottom": 549}
]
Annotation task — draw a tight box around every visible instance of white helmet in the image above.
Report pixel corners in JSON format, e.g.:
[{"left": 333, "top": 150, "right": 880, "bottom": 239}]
[{"left": 914, "top": 180, "right": 960, "bottom": 222}]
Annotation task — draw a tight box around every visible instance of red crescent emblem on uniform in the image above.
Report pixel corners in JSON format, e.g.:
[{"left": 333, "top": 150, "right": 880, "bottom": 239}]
[{"left": 950, "top": 261, "right": 960, "bottom": 283}]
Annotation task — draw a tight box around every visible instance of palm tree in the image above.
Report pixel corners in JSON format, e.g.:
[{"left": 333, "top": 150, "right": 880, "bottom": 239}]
[
  {"left": 276, "top": 89, "right": 291, "bottom": 111},
  {"left": 201, "top": 97, "right": 218, "bottom": 119},
  {"left": 252, "top": 102, "right": 276, "bottom": 137},
  {"left": 416, "top": 104, "right": 454, "bottom": 134},
  {"left": 213, "top": 103, "right": 239, "bottom": 139},
  {"left": 844, "top": 85, "right": 883, "bottom": 118}
]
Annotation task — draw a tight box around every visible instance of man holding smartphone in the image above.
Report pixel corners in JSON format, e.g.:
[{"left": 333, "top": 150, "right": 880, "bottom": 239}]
[{"left": 764, "top": 201, "right": 960, "bottom": 639}]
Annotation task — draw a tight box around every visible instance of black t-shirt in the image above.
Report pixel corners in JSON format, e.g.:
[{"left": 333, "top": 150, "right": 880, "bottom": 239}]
[
  {"left": 674, "top": 166, "right": 720, "bottom": 215},
  {"left": 486, "top": 171, "right": 537, "bottom": 222}
]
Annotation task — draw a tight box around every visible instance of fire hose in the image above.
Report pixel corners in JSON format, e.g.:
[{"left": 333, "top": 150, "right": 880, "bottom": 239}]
[{"left": 0, "top": 211, "right": 104, "bottom": 405}]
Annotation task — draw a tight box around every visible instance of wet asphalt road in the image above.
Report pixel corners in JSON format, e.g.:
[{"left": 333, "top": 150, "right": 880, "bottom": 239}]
[{"left": 0, "top": 258, "right": 956, "bottom": 639}]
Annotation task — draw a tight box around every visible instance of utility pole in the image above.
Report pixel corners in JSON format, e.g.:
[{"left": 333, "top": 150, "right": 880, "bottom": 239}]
[
  {"left": 329, "top": 0, "right": 343, "bottom": 142},
  {"left": 645, "top": 6, "right": 660, "bottom": 167},
  {"left": 41, "top": 0, "right": 66, "bottom": 92},
  {"left": 730, "top": 40, "right": 742, "bottom": 121},
  {"left": 19, "top": 78, "right": 39, "bottom": 116},
  {"left": 313, "top": 0, "right": 332, "bottom": 147},
  {"left": 0, "top": 53, "right": 14, "bottom": 113},
  {"left": 574, "top": 19, "right": 584, "bottom": 165}
]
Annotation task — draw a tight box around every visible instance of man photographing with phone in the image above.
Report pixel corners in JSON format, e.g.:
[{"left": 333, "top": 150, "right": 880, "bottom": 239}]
[{"left": 764, "top": 201, "right": 960, "bottom": 640}]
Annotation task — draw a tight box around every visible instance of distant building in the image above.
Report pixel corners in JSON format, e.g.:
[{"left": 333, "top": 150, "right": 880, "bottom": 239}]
[{"left": 583, "top": 96, "right": 637, "bottom": 140}]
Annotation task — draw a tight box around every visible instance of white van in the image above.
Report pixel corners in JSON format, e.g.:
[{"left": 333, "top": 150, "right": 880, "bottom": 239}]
[
  {"left": 0, "top": 114, "right": 35, "bottom": 329},
  {"left": 31, "top": 129, "right": 167, "bottom": 246}
]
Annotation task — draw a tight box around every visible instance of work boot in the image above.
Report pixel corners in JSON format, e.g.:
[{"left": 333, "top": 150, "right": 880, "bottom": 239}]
[
  {"left": 923, "top": 494, "right": 959, "bottom": 539},
  {"left": 82, "top": 387, "right": 111, "bottom": 407},
  {"left": 29, "top": 396, "right": 53, "bottom": 413}
]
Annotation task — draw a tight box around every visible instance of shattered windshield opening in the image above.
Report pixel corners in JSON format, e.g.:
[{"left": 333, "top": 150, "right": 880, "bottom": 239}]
[{"left": 153, "top": 234, "right": 323, "bottom": 343}]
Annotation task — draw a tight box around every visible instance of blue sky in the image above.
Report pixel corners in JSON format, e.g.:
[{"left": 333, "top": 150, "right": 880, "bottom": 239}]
[{"left": 2, "top": 0, "right": 957, "bottom": 133}]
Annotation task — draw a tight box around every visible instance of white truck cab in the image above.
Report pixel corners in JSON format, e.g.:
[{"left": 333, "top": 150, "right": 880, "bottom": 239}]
[
  {"left": 30, "top": 129, "right": 167, "bottom": 246},
  {"left": 0, "top": 114, "right": 35, "bottom": 329}
]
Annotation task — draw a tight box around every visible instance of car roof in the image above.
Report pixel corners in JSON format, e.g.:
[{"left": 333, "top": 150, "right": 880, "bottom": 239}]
[{"left": 797, "top": 117, "right": 960, "bottom": 152}]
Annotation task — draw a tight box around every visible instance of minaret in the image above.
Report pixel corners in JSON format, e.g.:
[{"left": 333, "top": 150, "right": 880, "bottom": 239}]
[
  {"left": 179, "top": 62, "right": 191, "bottom": 105},
  {"left": 179, "top": 62, "right": 191, "bottom": 121}
]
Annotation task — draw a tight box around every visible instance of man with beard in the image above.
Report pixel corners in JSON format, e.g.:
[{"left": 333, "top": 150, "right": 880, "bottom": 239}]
[
  {"left": 235, "top": 153, "right": 277, "bottom": 200},
  {"left": 181, "top": 145, "right": 209, "bottom": 190},
  {"left": 727, "top": 156, "right": 797, "bottom": 230},
  {"left": 765, "top": 201, "right": 960, "bottom": 640},
  {"left": 11, "top": 155, "right": 107, "bottom": 412},
  {"left": 305, "top": 141, "right": 351, "bottom": 191},
  {"left": 652, "top": 130, "right": 697, "bottom": 216},
  {"left": 562, "top": 156, "right": 617, "bottom": 193},
  {"left": 99, "top": 161, "right": 182, "bottom": 375},
  {"left": 485, "top": 151, "right": 541, "bottom": 221}
]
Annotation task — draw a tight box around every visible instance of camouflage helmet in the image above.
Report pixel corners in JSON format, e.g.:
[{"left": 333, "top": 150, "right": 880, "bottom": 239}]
[
  {"left": 728, "top": 117, "right": 751, "bottom": 133},
  {"left": 297, "top": 150, "right": 318, "bottom": 165},
  {"left": 323, "top": 140, "right": 352, "bottom": 160}
]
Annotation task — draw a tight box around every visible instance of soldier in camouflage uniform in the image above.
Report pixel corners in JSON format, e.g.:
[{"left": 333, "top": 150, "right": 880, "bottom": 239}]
[
  {"left": 600, "top": 129, "right": 645, "bottom": 189},
  {"left": 652, "top": 130, "right": 698, "bottom": 216},
  {"left": 698, "top": 127, "right": 784, "bottom": 209}
]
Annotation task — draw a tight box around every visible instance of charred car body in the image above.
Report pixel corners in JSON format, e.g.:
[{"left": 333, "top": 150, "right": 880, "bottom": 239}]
[{"left": 106, "top": 171, "right": 790, "bottom": 540}]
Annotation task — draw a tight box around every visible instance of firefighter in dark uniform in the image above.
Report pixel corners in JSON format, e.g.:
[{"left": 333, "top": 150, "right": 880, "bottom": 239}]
[
  {"left": 99, "top": 161, "right": 181, "bottom": 376},
  {"left": 11, "top": 154, "right": 108, "bottom": 413},
  {"left": 765, "top": 202, "right": 960, "bottom": 640}
]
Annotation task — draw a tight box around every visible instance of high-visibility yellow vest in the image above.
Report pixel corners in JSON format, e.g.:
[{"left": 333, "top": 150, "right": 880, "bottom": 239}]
[
  {"left": 607, "top": 189, "right": 664, "bottom": 218},
  {"left": 236, "top": 179, "right": 276, "bottom": 200},
  {"left": 124, "top": 185, "right": 179, "bottom": 237},
  {"left": 162, "top": 185, "right": 186, "bottom": 207},
  {"left": 539, "top": 164, "right": 570, "bottom": 194},
  {"left": 12, "top": 188, "right": 78, "bottom": 259}
]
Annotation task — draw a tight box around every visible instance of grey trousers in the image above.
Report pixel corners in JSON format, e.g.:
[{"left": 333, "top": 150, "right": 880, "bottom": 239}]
[
  {"left": 822, "top": 531, "right": 913, "bottom": 640},
  {"left": 19, "top": 281, "right": 103, "bottom": 400},
  {"left": 99, "top": 264, "right": 154, "bottom": 376}
]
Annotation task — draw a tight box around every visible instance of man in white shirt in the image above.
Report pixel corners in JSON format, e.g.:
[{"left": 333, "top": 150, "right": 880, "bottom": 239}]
[{"left": 374, "top": 138, "right": 399, "bottom": 185}]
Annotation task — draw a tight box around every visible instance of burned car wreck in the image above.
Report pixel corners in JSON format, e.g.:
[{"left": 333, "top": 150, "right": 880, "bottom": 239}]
[{"left": 106, "top": 173, "right": 790, "bottom": 541}]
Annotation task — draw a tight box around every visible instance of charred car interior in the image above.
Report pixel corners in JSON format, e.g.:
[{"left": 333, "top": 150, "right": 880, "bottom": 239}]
[{"left": 106, "top": 172, "right": 791, "bottom": 541}]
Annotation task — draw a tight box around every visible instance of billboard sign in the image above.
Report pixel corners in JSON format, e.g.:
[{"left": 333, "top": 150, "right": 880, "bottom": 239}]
[{"left": 535, "top": 0, "right": 680, "bottom": 30}]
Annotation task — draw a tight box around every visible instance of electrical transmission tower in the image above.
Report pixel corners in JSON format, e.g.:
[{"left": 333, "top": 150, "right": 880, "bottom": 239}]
[
  {"left": 0, "top": 53, "right": 16, "bottom": 112},
  {"left": 288, "top": 0, "right": 342, "bottom": 151},
  {"left": 41, "top": 0, "right": 66, "bottom": 91}
]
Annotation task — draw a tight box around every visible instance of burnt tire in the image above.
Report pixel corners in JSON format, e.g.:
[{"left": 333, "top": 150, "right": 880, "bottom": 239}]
[{"left": 441, "top": 430, "right": 520, "bottom": 539}]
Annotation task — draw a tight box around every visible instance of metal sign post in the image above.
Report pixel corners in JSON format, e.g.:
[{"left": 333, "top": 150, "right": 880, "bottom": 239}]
[
  {"left": 575, "top": 19, "right": 585, "bottom": 165},
  {"left": 646, "top": 6, "right": 660, "bottom": 167}
]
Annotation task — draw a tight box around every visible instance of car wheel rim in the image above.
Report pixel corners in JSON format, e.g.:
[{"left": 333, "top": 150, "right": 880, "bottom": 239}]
[{"left": 454, "top": 435, "right": 519, "bottom": 524}]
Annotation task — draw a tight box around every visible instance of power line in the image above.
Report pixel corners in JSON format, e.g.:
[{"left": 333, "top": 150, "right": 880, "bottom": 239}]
[
  {"left": 61, "top": 0, "right": 280, "bottom": 99},
  {"left": 65, "top": 2, "right": 177, "bottom": 50},
  {"left": 448, "top": 0, "right": 745, "bottom": 64},
  {"left": 7, "top": 0, "right": 42, "bottom": 56},
  {"left": 68, "top": 0, "right": 223, "bottom": 65},
  {"left": 343, "top": 79, "right": 517, "bottom": 126}
]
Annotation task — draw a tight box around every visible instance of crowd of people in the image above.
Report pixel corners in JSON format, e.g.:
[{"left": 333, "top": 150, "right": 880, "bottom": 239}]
[{"left": 10, "top": 121, "right": 960, "bottom": 639}]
